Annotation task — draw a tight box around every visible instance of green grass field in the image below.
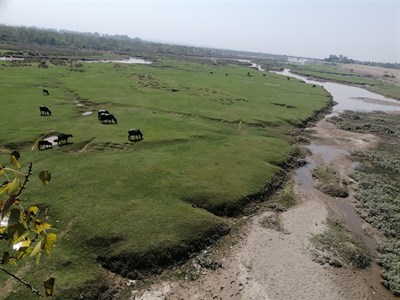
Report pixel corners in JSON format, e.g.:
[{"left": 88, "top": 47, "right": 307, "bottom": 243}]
[{"left": 0, "top": 58, "right": 330, "bottom": 298}]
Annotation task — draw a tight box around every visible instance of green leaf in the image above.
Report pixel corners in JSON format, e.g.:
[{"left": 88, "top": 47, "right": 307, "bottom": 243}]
[
  {"left": 10, "top": 151, "right": 20, "bottom": 169},
  {"left": 8, "top": 208, "right": 21, "bottom": 227},
  {"left": 43, "top": 277, "right": 55, "bottom": 297},
  {"left": 0, "top": 182, "right": 9, "bottom": 195},
  {"left": 7, "top": 178, "right": 20, "bottom": 196},
  {"left": 12, "top": 231, "right": 29, "bottom": 246},
  {"left": 28, "top": 206, "right": 39, "bottom": 215},
  {"left": 2, "top": 251, "right": 10, "bottom": 264},
  {"left": 35, "top": 221, "right": 52, "bottom": 234},
  {"left": 6, "top": 223, "right": 26, "bottom": 242},
  {"left": 15, "top": 247, "right": 29, "bottom": 261},
  {"left": 38, "top": 170, "right": 51, "bottom": 186},
  {"left": 43, "top": 233, "right": 57, "bottom": 255},
  {"left": 30, "top": 240, "right": 43, "bottom": 258}
]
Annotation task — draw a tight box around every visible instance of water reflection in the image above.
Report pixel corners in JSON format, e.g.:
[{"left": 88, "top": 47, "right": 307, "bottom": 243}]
[{"left": 83, "top": 58, "right": 152, "bottom": 64}]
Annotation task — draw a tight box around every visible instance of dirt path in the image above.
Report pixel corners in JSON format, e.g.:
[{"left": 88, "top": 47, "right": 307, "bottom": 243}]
[{"left": 133, "top": 119, "right": 395, "bottom": 300}]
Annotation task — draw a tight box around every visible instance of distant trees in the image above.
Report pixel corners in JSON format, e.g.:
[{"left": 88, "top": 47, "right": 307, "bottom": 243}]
[
  {"left": 0, "top": 25, "right": 284, "bottom": 61},
  {"left": 0, "top": 25, "right": 218, "bottom": 57},
  {"left": 324, "top": 54, "right": 355, "bottom": 64},
  {"left": 325, "top": 54, "right": 399, "bottom": 69}
]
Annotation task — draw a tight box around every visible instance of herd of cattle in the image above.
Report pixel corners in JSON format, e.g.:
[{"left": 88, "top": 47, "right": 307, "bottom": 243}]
[{"left": 38, "top": 89, "right": 143, "bottom": 151}]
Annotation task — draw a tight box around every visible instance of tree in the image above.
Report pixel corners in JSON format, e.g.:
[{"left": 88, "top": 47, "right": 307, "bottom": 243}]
[{"left": 0, "top": 151, "right": 56, "bottom": 297}]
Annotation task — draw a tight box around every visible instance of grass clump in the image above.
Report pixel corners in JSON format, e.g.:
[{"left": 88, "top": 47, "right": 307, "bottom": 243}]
[
  {"left": 267, "top": 181, "right": 297, "bottom": 212},
  {"left": 310, "top": 219, "right": 371, "bottom": 268},
  {"left": 261, "top": 213, "right": 288, "bottom": 234},
  {"left": 378, "top": 240, "right": 400, "bottom": 296},
  {"left": 312, "top": 166, "right": 349, "bottom": 198}
]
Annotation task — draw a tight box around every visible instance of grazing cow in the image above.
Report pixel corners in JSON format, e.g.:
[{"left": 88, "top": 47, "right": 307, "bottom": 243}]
[
  {"left": 55, "top": 133, "right": 73, "bottom": 145},
  {"left": 39, "top": 106, "right": 51, "bottom": 116},
  {"left": 42, "top": 89, "right": 49, "bottom": 96},
  {"left": 98, "top": 110, "right": 110, "bottom": 120},
  {"left": 38, "top": 140, "right": 53, "bottom": 151},
  {"left": 100, "top": 113, "right": 117, "bottom": 124},
  {"left": 128, "top": 128, "right": 143, "bottom": 141},
  {"left": 312, "top": 84, "right": 317, "bottom": 88},
  {"left": 287, "top": 77, "right": 291, "bottom": 80}
]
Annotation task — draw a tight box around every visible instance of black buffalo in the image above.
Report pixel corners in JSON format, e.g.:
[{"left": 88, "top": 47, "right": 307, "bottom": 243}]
[
  {"left": 55, "top": 133, "right": 73, "bottom": 145},
  {"left": 128, "top": 128, "right": 143, "bottom": 141},
  {"left": 43, "top": 89, "right": 49, "bottom": 96},
  {"left": 39, "top": 106, "right": 51, "bottom": 116},
  {"left": 98, "top": 110, "right": 110, "bottom": 120},
  {"left": 38, "top": 140, "right": 53, "bottom": 151},
  {"left": 100, "top": 113, "right": 117, "bottom": 124}
]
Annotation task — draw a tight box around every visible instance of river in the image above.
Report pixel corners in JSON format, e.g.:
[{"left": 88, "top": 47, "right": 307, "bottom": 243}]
[{"left": 277, "top": 69, "right": 400, "bottom": 114}]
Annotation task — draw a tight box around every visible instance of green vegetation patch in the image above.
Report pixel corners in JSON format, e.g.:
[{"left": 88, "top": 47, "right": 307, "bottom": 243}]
[
  {"left": 310, "top": 219, "right": 371, "bottom": 268},
  {"left": 328, "top": 113, "right": 396, "bottom": 136},
  {"left": 378, "top": 240, "right": 400, "bottom": 296},
  {"left": 312, "top": 166, "right": 349, "bottom": 198},
  {"left": 331, "top": 112, "right": 400, "bottom": 296}
]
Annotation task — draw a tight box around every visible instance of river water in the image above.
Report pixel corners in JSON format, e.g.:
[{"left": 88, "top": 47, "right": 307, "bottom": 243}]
[
  {"left": 277, "top": 69, "right": 400, "bottom": 114},
  {"left": 82, "top": 57, "right": 152, "bottom": 64}
]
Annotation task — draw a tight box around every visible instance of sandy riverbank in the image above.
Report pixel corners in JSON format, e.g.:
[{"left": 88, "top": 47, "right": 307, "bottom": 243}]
[
  {"left": 132, "top": 118, "right": 395, "bottom": 300},
  {"left": 338, "top": 64, "right": 400, "bottom": 86}
]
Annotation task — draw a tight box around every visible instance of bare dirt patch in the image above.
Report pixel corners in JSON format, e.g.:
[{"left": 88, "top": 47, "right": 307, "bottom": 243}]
[{"left": 339, "top": 64, "right": 400, "bottom": 85}]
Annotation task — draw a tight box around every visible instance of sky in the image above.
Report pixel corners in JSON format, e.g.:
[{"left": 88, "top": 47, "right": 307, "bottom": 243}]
[{"left": 0, "top": 0, "right": 399, "bottom": 63}]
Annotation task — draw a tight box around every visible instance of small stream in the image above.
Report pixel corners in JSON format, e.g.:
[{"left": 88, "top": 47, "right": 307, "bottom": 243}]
[{"left": 281, "top": 69, "right": 399, "bottom": 255}]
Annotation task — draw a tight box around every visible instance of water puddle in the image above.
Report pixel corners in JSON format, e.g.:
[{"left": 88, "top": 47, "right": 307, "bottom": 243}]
[
  {"left": 294, "top": 159, "right": 316, "bottom": 189},
  {"left": 336, "top": 199, "right": 377, "bottom": 254},
  {"left": 82, "top": 57, "right": 152, "bottom": 64},
  {"left": 0, "top": 56, "right": 24, "bottom": 61},
  {"left": 44, "top": 135, "right": 58, "bottom": 145},
  {"left": 82, "top": 111, "right": 93, "bottom": 116},
  {"left": 305, "top": 145, "right": 349, "bottom": 164}
]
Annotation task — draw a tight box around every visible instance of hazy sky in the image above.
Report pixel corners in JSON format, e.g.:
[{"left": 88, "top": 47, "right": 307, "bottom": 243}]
[{"left": 1, "top": 0, "right": 399, "bottom": 63}]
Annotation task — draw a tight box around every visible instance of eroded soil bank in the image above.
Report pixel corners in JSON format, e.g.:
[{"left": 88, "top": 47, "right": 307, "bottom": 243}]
[{"left": 128, "top": 116, "right": 397, "bottom": 300}]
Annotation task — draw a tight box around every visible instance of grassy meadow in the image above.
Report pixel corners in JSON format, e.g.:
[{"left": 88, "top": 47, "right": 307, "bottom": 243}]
[{"left": 0, "top": 58, "right": 330, "bottom": 298}]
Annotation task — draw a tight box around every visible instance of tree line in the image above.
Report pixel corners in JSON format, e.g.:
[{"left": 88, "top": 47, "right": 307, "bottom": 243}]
[
  {"left": 0, "top": 25, "right": 235, "bottom": 58},
  {"left": 325, "top": 54, "right": 399, "bottom": 69}
]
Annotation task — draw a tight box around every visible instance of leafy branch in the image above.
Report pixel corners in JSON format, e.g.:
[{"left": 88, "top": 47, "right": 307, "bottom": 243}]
[{"left": 0, "top": 151, "right": 56, "bottom": 297}]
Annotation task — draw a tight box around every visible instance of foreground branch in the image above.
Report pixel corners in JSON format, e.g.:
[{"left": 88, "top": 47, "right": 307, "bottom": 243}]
[
  {"left": 0, "top": 266, "right": 43, "bottom": 297},
  {"left": 0, "top": 162, "right": 33, "bottom": 222}
]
